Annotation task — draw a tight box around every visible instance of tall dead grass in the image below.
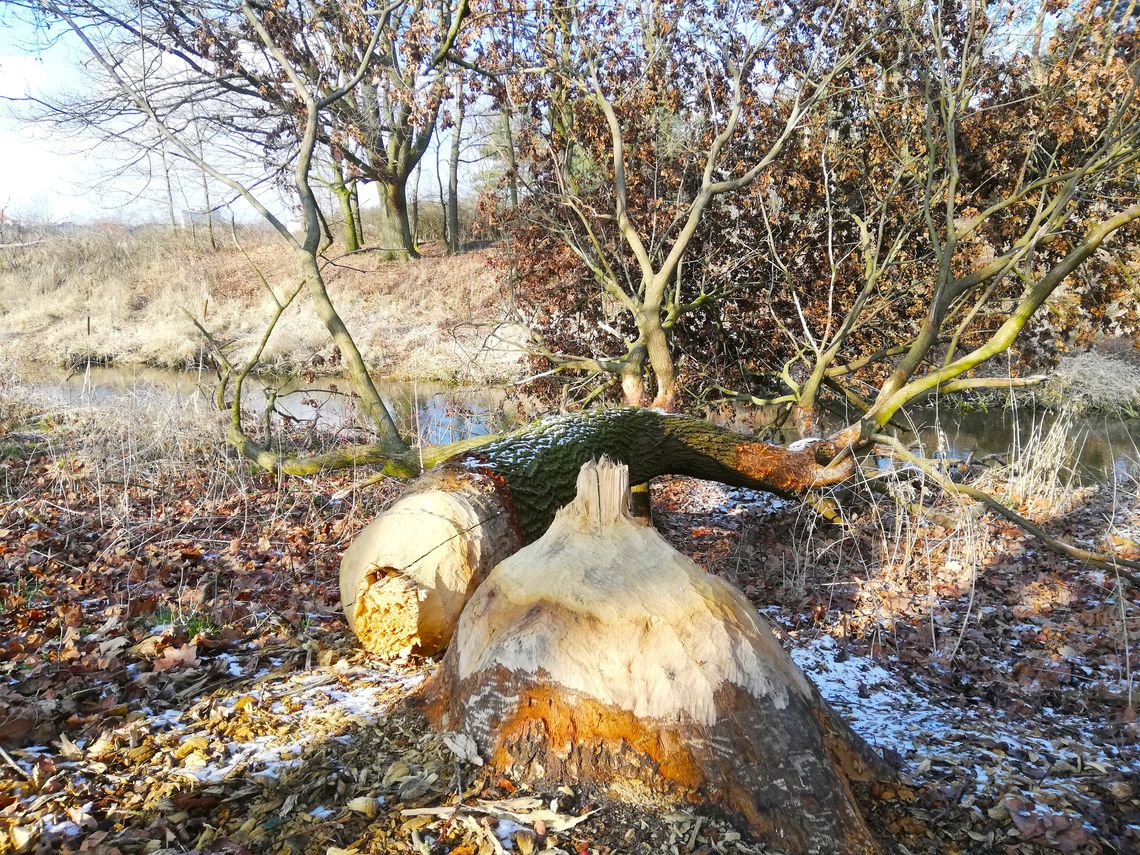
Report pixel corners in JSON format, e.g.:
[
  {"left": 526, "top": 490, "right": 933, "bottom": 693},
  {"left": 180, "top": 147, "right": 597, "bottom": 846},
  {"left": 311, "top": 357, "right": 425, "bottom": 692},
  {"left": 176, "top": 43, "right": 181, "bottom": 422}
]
[
  {"left": 996, "top": 410, "right": 1083, "bottom": 515},
  {"left": 0, "top": 227, "right": 523, "bottom": 383},
  {"left": 1044, "top": 350, "right": 1140, "bottom": 416}
]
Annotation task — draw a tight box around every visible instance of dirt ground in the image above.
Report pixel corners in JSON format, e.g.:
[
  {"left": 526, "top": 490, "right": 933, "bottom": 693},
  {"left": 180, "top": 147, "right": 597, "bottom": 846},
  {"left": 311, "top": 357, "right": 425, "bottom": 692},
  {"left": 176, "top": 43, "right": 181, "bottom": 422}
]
[{"left": 1, "top": 398, "right": 1138, "bottom": 854}]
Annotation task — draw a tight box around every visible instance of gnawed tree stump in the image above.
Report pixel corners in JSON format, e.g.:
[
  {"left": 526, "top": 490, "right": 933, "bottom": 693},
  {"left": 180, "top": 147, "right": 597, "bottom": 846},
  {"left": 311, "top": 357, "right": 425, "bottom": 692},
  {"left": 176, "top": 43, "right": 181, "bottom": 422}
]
[
  {"left": 341, "top": 408, "right": 855, "bottom": 657},
  {"left": 420, "top": 459, "right": 891, "bottom": 855}
]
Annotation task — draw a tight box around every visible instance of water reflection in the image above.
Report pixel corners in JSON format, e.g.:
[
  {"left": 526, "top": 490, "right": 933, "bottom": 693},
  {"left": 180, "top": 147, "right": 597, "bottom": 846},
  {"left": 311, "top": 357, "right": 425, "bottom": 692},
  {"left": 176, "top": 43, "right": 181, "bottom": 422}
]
[
  {"left": 903, "top": 403, "right": 1140, "bottom": 482},
  {"left": 14, "top": 363, "right": 1140, "bottom": 480},
  {"left": 16, "top": 363, "right": 513, "bottom": 448}
]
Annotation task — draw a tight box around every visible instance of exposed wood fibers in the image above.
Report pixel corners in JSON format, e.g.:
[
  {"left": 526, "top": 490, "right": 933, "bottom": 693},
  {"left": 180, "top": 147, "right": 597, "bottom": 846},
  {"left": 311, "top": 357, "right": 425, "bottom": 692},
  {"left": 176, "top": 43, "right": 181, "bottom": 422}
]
[
  {"left": 735, "top": 441, "right": 854, "bottom": 494},
  {"left": 422, "top": 460, "right": 884, "bottom": 854}
]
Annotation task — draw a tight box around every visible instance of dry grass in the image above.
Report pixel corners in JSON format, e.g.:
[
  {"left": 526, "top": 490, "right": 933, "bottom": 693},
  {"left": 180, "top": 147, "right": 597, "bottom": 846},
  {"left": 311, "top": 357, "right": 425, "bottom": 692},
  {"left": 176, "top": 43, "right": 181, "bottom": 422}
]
[
  {"left": 994, "top": 409, "right": 1083, "bottom": 516},
  {"left": 0, "top": 227, "right": 524, "bottom": 383},
  {"left": 1044, "top": 349, "right": 1140, "bottom": 415}
]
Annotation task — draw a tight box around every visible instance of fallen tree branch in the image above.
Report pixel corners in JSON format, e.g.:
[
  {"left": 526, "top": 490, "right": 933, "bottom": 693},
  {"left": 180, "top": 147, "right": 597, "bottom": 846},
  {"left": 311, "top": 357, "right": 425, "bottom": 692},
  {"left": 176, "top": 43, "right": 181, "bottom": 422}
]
[
  {"left": 224, "top": 425, "right": 495, "bottom": 478},
  {"left": 872, "top": 433, "right": 1140, "bottom": 586}
]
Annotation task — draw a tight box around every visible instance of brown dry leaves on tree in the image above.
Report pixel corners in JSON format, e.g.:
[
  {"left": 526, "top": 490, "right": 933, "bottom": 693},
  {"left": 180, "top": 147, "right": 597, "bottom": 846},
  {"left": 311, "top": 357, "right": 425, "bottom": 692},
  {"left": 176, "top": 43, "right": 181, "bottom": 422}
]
[{"left": 503, "top": 0, "right": 1140, "bottom": 408}]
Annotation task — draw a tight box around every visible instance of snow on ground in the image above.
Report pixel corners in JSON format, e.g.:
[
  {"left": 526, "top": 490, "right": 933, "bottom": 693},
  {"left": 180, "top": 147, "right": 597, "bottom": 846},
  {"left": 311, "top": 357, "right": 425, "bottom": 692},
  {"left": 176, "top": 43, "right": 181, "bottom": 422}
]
[
  {"left": 791, "top": 633, "right": 1138, "bottom": 797},
  {"left": 4, "top": 664, "right": 420, "bottom": 785},
  {"left": 791, "top": 634, "right": 954, "bottom": 758},
  {"left": 157, "top": 664, "right": 424, "bottom": 786}
]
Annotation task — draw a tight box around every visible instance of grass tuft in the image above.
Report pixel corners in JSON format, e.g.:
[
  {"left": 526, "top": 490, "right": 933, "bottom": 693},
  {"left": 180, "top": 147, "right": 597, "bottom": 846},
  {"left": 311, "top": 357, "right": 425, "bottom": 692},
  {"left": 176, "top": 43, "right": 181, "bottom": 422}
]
[{"left": 1043, "top": 349, "right": 1140, "bottom": 416}]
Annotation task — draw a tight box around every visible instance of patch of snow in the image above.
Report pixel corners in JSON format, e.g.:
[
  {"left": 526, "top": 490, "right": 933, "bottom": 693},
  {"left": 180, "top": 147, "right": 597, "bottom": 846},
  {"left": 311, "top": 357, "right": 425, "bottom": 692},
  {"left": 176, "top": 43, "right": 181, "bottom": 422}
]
[
  {"left": 792, "top": 633, "right": 1140, "bottom": 785},
  {"left": 322, "top": 685, "right": 390, "bottom": 719},
  {"left": 215, "top": 652, "right": 244, "bottom": 676},
  {"left": 496, "top": 818, "right": 525, "bottom": 847},
  {"left": 144, "top": 708, "right": 184, "bottom": 729},
  {"left": 186, "top": 736, "right": 308, "bottom": 784},
  {"left": 170, "top": 667, "right": 414, "bottom": 785},
  {"left": 791, "top": 635, "right": 953, "bottom": 761},
  {"left": 40, "top": 815, "right": 83, "bottom": 837}
]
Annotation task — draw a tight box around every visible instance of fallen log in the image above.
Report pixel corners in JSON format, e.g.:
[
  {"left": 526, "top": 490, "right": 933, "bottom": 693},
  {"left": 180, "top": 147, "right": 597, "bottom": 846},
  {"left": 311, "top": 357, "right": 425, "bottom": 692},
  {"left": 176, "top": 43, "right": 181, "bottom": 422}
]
[
  {"left": 420, "top": 459, "right": 890, "bottom": 855},
  {"left": 340, "top": 408, "right": 856, "bottom": 657},
  {"left": 339, "top": 468, "right": 524, "bottom": 658}
]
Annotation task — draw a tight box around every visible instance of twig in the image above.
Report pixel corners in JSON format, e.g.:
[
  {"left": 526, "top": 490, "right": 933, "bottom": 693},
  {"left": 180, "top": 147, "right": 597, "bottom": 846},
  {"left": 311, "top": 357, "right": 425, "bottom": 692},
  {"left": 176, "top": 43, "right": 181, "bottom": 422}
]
[
  {"left": 0, "top": 744, "right": 33, "bottom": 781},
  {"left": 872, "top": 433, "right": 1140, "bottom": 586}
]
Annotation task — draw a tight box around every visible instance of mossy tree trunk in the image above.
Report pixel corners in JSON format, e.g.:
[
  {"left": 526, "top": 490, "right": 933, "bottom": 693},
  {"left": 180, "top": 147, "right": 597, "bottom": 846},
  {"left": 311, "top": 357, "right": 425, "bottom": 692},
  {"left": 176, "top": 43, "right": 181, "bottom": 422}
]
[
  {"left": 331, "top": 162, "right": 360, "bottom": 253},
  {"left": 376, "top": 179, "right": 417, "bottom": 261}
]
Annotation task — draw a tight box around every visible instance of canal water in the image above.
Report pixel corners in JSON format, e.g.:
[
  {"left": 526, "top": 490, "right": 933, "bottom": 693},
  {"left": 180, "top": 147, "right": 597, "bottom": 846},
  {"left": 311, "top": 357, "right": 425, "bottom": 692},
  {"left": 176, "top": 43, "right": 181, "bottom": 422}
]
[{"left": 14, "top": 363, "right": 1140, "bottom": 480}]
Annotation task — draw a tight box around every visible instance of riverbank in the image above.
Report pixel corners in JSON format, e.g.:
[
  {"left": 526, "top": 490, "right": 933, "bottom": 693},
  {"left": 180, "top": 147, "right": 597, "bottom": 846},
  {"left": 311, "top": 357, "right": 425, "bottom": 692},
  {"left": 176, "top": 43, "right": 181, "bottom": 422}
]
[
  {"left": 0, "top": 229, "right": 526, "bottom": 384},
  {"left": 6, "top": 228, "right": 1140, "bottom": 420}
]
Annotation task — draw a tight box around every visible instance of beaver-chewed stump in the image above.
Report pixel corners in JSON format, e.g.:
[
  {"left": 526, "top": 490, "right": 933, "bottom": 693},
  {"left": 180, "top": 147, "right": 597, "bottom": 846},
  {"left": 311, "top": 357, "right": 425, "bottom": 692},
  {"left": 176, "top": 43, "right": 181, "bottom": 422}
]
[{"left": 421, "top": 459, "right": 890, "bottom": 855}]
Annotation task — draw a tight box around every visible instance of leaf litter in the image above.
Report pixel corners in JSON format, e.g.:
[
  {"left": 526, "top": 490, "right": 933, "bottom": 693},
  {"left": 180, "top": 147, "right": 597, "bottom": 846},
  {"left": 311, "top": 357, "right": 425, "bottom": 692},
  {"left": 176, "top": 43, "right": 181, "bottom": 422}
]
[
  {"left": 1, "top": 402, "right": 775, "bottom": 854},
  {"left": 653, "top": 468, "right": 1139, "bottom": 854},
  {"left": 3, "top": 395, "right": 1139, "bottom": 854}
]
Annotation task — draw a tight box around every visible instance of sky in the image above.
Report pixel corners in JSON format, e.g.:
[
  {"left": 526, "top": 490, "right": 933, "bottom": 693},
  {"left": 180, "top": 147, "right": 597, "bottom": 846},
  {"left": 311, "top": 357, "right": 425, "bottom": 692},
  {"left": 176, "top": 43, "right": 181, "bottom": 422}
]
[
  {"left": 0, "top": 15, "right": 288, "bottom": 226},
  {"left": 0, "top": 11, "right": 483, "bottom": 228},
  {"left": 0, "top": 16, "right": 102, "bottom": 223}
]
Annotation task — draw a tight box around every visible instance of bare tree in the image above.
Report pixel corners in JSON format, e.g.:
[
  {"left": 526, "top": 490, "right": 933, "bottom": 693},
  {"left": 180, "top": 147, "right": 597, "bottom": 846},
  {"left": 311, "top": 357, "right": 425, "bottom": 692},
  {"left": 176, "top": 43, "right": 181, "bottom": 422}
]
[
  {"left": 19, "top": 0, "right": 411, "bottom": 458},
  {"left": 324, "top": 0, "right": 473, "bottom": 259}
]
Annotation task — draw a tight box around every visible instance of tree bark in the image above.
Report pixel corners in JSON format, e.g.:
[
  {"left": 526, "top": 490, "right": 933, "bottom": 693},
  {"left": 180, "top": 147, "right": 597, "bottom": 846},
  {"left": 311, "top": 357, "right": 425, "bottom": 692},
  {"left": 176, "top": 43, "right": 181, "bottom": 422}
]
[
  {"left": 298, "top": 249, "right": 405, "bottom": 450},
  {"left": 411, "top": 162, "right": 422, "bottom": 241},
  {"left": 332, "top": 163, "right": 360, "bottom": 253},
  {"left": 376, "top": 180, "right": 417, "bottom": 261},
  {"left": 446, "top": 77, "right": 465, "bottom": 254},
  {"left": 350, "top": 182, "right": 363, "bottom": 247},
  {"left": 338, "top": 188, "right": 360, "bottom": 252},
  {"left": 340, "top": 408, "right": 856, "bottom": 657},
  {"left": 420, "top": 460, "right": 889, "bottom": 854}
]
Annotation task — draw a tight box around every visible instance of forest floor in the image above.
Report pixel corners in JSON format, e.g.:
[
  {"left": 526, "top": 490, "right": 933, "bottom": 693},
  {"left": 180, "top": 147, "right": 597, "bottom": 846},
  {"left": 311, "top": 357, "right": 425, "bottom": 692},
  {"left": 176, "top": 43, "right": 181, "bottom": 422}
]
[{"left": 1, "top": 390, "right": 1138, "bottom": 855}]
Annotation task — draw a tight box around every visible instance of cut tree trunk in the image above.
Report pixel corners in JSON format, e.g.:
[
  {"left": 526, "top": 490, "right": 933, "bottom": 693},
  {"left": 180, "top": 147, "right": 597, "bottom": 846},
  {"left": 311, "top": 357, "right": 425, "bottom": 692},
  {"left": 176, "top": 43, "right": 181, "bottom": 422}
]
[
  {"left": 341, "top": 409, "right": 858, "bottom": 658},
  {"left": 340, "top": 408, "right": 858, "bottom": 658},
  {"left": 420, "top": 459, "right": 890, "bottom": 855},
  {"left": 340, "top": 468, "right": 524, "bottom": 659}
]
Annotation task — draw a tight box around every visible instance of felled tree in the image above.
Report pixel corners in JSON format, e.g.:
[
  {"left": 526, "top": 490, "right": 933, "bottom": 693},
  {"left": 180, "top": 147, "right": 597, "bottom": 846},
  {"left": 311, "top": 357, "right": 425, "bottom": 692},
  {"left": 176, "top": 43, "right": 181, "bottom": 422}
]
[
  {"left": 420, "top": 459, "right": 893, "bottom": 855},
  {"left": 340, "top": 408, "right": 856, "bottom": 657}
]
